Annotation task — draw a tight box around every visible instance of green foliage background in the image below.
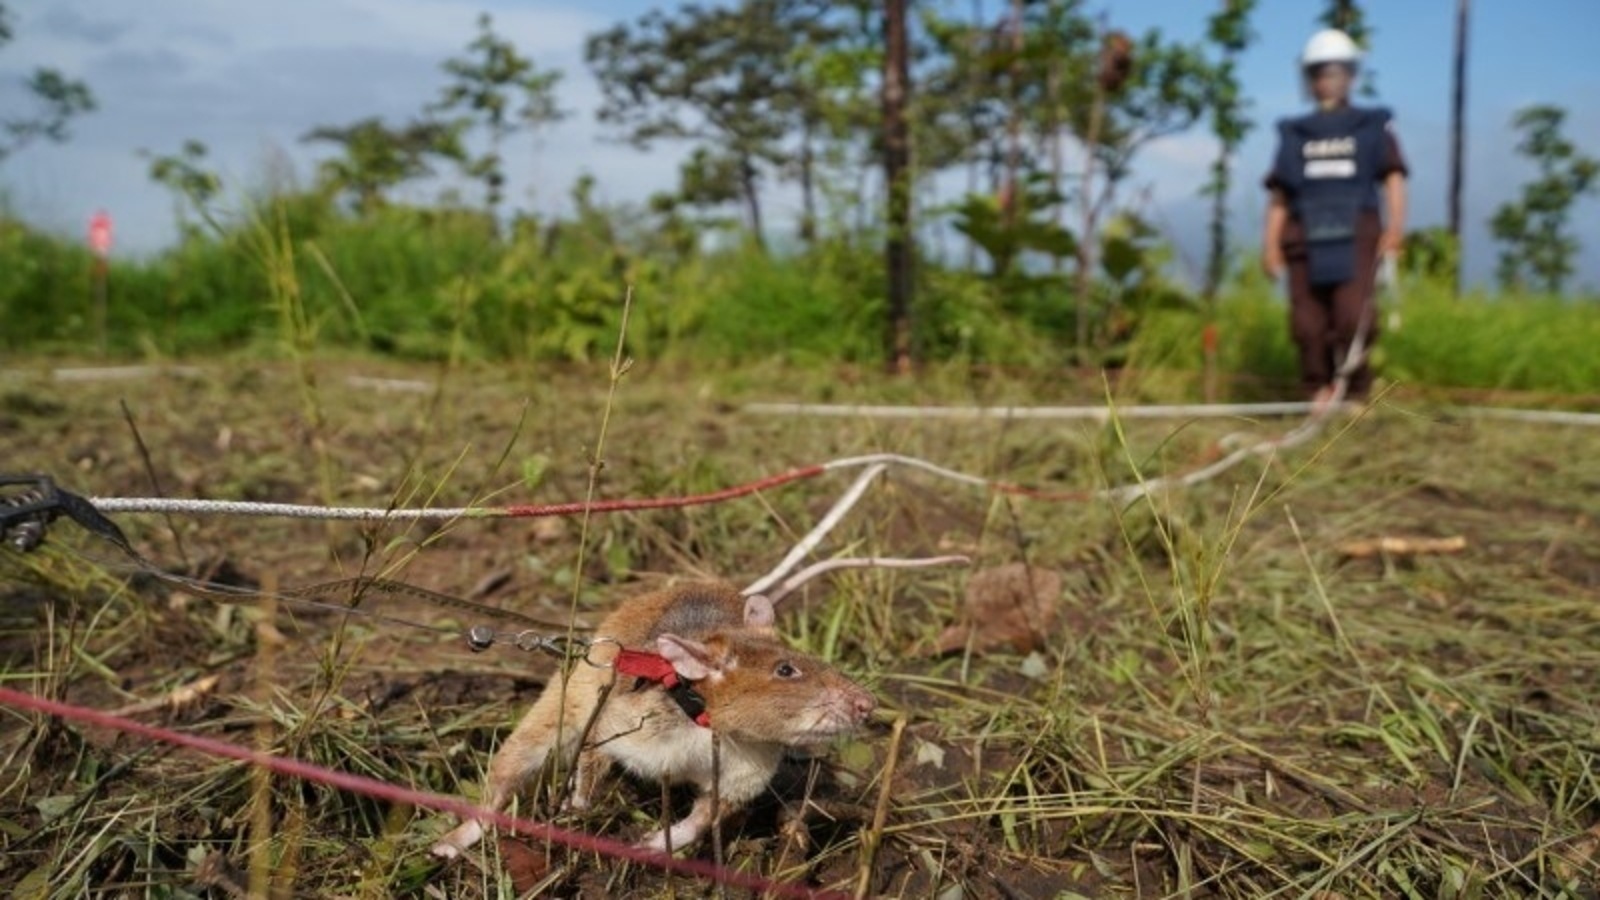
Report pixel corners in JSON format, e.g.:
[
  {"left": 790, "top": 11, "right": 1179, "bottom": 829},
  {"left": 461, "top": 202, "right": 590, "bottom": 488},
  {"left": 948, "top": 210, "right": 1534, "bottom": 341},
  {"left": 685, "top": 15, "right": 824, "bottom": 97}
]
[{"left": 4, "top": 196, "right": 1597, "bottom": 395}]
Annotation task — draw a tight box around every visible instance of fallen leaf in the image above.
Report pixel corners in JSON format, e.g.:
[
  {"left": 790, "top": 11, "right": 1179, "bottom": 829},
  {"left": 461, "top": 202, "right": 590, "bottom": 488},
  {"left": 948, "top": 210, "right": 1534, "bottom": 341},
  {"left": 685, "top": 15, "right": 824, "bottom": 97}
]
[
  {"left": 933, "top": 563, "right": 1063, "bottom": 655},
  {"left": 498, "top": 836, "right": 552, "bottom": 894}
]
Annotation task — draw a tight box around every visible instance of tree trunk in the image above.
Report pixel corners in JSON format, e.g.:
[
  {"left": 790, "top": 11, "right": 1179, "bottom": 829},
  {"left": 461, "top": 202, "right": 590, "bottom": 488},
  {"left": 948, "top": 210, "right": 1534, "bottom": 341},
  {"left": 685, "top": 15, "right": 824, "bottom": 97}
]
[
  {"left": 1204, "top": 142, "right": 1231, "bottom": 304},
  {"left": 740, "top": 155, "right": 766, "bottom": 249},
  {"left": 1003, "top": 0, "right": 1024, "bottom": 231},
  {"left": 882, "top": 0, "right": 914, "bottom": 373},
  {"left": 965, "top": 0, "right": 984, "bottom": 271},
  {"left": 1447, "top": 0, "right": 1470, "bottom": 296},
  {"left": 799, "top": 118, "right": 817, "bottom": 245},
  {"left": 1047, "top": 52, "right": 1064, "bottom": 277},
  {"left": 1073, "top": 69, "right": 1107, "bottom": 365}
]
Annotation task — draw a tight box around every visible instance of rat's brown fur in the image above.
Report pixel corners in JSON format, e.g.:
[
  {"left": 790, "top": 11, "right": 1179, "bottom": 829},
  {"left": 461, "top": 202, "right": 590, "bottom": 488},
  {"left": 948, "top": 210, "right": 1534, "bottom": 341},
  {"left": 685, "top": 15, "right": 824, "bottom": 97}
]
[{"left": 432, "top": 582, "right": 875, "bottom": 857}]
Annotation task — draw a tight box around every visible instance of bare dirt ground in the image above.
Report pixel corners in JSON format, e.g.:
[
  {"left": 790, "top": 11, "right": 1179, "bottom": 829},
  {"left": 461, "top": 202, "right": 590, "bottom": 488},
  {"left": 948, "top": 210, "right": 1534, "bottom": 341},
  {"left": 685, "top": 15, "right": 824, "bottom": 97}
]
[{"left": 2, "top": 360, "right": 1597, "bottom": 898}]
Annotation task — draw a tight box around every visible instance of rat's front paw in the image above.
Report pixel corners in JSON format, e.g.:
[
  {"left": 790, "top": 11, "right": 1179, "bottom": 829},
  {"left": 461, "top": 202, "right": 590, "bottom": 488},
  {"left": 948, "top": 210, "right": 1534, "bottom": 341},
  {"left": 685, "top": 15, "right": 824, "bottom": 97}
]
[{"left": 431, "top": 820, "right": 484, "bottom": 859}]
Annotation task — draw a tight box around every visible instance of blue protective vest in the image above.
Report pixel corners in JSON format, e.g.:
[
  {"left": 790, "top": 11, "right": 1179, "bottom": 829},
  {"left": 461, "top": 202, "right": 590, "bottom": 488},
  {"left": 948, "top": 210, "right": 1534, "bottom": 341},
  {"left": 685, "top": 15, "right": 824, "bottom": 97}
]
[{"left": 1270, "top": 106, "right": 1390, "bottom": 285}]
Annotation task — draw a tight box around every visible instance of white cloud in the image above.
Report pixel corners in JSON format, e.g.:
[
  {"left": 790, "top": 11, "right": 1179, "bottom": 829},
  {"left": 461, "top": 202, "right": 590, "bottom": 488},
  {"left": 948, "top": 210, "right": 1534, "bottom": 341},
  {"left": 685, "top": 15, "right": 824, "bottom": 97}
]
[
  {"left": 3, "top": 1, "right": 1597, "bottom": 290},
  {"left": 2, "top": 0, "right": 672, "bottom": 250}
]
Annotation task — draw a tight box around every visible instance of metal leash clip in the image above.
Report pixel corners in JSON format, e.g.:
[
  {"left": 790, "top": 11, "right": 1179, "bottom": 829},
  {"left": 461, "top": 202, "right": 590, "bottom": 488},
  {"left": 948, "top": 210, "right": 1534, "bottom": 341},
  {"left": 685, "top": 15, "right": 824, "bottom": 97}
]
[
  {"left": 464, "top": 625, "right": 619, "bottom": 667},
  {"left": 1, "top": 474, "right": 64, "bottom": 553}
]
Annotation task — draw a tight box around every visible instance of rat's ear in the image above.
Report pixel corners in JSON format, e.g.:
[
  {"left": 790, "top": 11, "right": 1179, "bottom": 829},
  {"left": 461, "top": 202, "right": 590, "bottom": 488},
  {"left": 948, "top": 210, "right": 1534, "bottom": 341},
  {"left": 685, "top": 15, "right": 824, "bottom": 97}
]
[
  {"left": 742, "top": 594, "right": 774, "bottom": 630},
  {"left": 656, "top": 634, "right": 726, "bottom": 682}
]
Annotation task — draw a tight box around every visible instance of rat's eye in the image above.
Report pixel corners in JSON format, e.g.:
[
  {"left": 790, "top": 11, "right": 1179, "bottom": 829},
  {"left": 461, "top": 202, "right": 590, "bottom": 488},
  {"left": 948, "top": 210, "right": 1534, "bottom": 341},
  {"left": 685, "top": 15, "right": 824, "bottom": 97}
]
[{"left": 773, "top": 661, "right": 801, "bottom": 679}]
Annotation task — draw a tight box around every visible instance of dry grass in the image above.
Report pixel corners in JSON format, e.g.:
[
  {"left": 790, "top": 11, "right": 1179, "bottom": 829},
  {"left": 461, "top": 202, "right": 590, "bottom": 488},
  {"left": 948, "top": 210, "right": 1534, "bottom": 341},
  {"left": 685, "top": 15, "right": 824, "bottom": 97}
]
[{"left": 1, "top": 359, "right": 1598, "bottom": 898}]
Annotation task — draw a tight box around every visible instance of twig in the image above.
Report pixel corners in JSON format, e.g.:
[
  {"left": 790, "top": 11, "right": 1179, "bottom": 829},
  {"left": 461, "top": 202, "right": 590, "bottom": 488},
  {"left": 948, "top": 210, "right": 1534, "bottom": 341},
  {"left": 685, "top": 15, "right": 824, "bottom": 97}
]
[
  {"left": 1337, "top": 535, "right": 1467, "bottom": 559},
  {"left": 119, "top": 399, "right": 190, "bottom": 570},
  {"left": 554, "top": 285, "right": 635, "bottom": 788},
  {"left": 107, "top": 674, "right": 221, "bottom": 717},
  {"left": 854, "top": 716, "right": 906, "bottom": 900}
]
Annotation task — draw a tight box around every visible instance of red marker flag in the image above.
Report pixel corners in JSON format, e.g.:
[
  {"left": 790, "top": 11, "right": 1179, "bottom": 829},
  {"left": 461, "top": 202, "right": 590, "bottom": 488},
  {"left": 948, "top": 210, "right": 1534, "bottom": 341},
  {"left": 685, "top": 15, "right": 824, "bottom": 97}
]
[{"left": 88, "top": 210, "right": 113, "bottom": 258}]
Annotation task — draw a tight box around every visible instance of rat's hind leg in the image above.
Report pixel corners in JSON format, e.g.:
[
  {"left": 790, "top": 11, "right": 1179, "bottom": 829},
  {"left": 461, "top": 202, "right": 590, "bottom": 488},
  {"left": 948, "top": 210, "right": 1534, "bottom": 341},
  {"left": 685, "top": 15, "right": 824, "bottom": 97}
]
[
  {"left": 432, "top": 673, "right": 601, "bottom": 859},
  {"left": 566, "top": 748, "right": 612, "bottom": 811}
]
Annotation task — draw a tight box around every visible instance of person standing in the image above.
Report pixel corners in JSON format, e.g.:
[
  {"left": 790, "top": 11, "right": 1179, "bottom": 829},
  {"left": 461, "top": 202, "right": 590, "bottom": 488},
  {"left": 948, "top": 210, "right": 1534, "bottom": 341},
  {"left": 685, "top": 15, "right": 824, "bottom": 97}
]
[{"left": 1262, "top": 29, "right": 1408, "bottom": 407}]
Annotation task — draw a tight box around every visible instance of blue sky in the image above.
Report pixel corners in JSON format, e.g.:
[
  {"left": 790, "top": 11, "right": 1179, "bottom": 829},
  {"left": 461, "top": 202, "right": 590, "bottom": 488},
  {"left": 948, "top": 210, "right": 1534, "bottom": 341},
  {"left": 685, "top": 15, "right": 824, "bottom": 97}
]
[{"left": 2, "top": 0, "right": 1598, "bottom": 289}]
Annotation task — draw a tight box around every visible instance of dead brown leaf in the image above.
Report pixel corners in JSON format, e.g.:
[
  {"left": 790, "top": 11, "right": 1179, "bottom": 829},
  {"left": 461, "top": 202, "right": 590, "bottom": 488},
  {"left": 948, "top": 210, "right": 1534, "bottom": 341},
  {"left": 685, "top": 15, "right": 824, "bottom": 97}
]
[
  {"left": 933, "top": 563, "right": 1063, "bottom": 656},
  {"left": 497, "top": 836, "right": 552, "bottom": 894}
]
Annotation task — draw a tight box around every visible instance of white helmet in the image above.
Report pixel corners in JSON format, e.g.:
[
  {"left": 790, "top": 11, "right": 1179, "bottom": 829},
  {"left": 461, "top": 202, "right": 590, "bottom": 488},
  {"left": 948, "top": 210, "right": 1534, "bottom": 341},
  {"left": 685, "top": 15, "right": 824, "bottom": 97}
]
[{"left": 1301, "top": 29, "right": 1361, "bottom": 68}]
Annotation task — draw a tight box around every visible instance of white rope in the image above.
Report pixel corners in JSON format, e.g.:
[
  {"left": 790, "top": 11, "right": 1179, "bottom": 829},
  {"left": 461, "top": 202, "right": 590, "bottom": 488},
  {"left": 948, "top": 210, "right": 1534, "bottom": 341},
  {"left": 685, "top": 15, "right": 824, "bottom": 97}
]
[
  {"left": 742, "top": 463, "right": 887, "bottom": 597},
  {"left": 761, "top": 555, "right": 971, "bottom": 604},
  {"left": 87, "top": 497, "right": 483, "bottom": 521},
  {"left": 746, "top": 401, "right": 1322, "bottom": 420},
  {"left": 1461, "top": 407, "right": 1600, "bottom": 427},
  {"left": 79, "top": 322, "right": 1595, "bottom": 531},
  {"left": 743, "top": 401, "right": 1600, "bottom": 426},
  {"left": 821, "top": 454, "right": 992, "bottom": 488}
]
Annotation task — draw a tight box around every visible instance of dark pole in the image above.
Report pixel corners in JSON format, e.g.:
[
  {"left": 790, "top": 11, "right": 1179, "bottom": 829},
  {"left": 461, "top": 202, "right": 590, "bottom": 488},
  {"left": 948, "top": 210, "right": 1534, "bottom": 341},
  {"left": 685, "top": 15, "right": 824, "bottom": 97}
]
[
  {"left": 883, "top": 0, "right": 914, "bottom": 372},
  {"left": 1003, "top": 0, "right": 1023, "bottom": 233},
  {"left": 1447, "top": 0, "right": 1470, "bottom": 295}
]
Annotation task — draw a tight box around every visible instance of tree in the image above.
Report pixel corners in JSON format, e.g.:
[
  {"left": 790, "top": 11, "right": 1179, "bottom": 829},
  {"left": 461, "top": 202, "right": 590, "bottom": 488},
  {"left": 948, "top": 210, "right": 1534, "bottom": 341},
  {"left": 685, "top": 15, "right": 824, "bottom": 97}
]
[
  {"left": 1078, "top": 33, "right": 1211, "bottom": 187},
  {"left": 1446, "top": 0, "right": 1471, "bottom": 294},
  {"left": 0, "top": 2, "right": 96, "bottom": 162},
  {"left": 780, "top": 8, "right": 878, "bottom": 245},
  {"left": 432, "top": 13, "right": 566, "bottom": 215},
  {"left": 141, "top": 140, "right": 222, "bottom": 238},
  {"left": 1201, "top": 0, "right": 1257, "bottom": 303},
  {"left": 1317, "top": 0, "right": 1375, "bottom": 95},
  {"left": 918, "top": 0, "right": 1095, "bottom": 255},
  {"left": 949, "top": 173, "right": 1075, "bottom": 281},
  {"left": 586, "top": 0, "right": 839, "bottom": 248},
  {"left": 302, "top": 118, "right": 466, "bottom": 213},
  {"left": 919, "top": 5, "right": 1209, "bottom": 360},
  {"left": 1071, "top": 30, "right": 1211, "bottom": 360},
  {"left": 882, "top": 0, "right": 913, "bottom": 371},
  {"left": 1490, "top": 105, "right": 1599, "bottom": 294}
]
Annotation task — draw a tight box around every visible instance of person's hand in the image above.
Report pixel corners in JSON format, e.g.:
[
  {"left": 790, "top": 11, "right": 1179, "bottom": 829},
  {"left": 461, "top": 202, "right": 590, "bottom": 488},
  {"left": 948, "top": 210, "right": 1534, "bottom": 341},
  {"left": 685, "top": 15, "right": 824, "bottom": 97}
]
[
  {"left": 1261, "top": 245, "right": 1285, "bottom": 280},
  {"left": 1379, "top": 228, "right": 1405, "bottom": 260}
]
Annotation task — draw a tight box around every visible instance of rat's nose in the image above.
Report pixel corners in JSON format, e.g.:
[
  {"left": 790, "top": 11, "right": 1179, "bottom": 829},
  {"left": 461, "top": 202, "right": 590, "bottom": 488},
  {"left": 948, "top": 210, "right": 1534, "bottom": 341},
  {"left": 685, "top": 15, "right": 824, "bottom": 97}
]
[{"left": 851, "top": 691, "right": 876, "bottom": 721}]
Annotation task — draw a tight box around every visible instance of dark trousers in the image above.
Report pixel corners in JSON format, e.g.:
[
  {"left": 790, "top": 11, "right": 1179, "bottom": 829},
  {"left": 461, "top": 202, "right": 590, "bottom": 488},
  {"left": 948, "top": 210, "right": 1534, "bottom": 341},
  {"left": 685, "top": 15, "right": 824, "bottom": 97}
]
[{"left": 1284, "top": 214, "right": 1380, "bottom": 398}]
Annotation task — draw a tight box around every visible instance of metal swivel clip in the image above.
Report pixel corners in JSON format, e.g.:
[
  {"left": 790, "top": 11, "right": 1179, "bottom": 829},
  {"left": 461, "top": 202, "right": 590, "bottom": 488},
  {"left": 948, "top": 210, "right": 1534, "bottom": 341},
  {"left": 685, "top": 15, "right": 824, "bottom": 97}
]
[{"left": 0, "top": 474, "right": 64, "bottom": 553}]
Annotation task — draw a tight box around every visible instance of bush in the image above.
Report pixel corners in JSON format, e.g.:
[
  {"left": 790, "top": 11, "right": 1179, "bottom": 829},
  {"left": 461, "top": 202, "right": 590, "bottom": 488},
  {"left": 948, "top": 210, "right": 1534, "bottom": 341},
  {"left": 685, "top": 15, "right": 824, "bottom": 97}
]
[{"left": 3, "top": 196, "right": 1597, "bottom": 395}]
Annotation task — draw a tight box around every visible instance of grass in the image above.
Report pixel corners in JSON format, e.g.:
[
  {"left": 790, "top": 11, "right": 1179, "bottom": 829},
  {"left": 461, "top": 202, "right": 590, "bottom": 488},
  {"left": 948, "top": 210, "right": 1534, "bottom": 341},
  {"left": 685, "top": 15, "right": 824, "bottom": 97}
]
[
  {"left": 2, "top": 353, "right": 1598, "bottom": 897},
  {"left": 4, "top": 197, "right": 1600, "bottom": 395},
  {"left": 1, "top": 192, "right": 1597, "bottom": 896}
]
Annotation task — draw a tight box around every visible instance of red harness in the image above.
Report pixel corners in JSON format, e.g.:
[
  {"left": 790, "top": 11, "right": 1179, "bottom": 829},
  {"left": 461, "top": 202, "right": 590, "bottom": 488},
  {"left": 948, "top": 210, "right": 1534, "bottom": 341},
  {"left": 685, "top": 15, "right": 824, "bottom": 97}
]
[{"left": 613, "top": 648, "right": 711, "bottom": 728}]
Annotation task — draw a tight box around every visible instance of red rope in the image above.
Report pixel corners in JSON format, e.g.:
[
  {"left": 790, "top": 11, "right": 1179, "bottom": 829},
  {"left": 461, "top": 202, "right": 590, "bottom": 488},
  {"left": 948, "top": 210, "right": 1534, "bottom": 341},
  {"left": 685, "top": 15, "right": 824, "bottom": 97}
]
[
  {"left": 502, "top": 464, "right": 827, "bottom": 517},
  {"left": 0, "top": 686, "right": 848, "bottom": 900}
]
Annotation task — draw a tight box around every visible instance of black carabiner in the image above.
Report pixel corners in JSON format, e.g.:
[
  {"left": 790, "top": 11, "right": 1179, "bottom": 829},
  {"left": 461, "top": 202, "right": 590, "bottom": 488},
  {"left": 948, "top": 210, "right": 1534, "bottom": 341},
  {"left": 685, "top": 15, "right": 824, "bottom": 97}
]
[{"left": 0, "top": 474, "right": 63, "bottom": 552}]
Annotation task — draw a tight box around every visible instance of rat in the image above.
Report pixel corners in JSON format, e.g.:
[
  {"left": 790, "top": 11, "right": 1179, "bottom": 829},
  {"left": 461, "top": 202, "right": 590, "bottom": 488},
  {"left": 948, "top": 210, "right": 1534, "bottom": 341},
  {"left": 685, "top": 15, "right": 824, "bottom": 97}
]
[{"left": 431, "top": 580, "right": 877, "bottom": 859}]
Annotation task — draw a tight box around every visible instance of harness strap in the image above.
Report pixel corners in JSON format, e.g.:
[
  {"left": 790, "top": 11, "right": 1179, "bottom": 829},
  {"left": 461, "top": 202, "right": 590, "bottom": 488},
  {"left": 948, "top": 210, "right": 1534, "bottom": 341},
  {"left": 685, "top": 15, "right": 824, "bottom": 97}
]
[{"left": 613, "top": 648, "right": 711, "bottom": 728}]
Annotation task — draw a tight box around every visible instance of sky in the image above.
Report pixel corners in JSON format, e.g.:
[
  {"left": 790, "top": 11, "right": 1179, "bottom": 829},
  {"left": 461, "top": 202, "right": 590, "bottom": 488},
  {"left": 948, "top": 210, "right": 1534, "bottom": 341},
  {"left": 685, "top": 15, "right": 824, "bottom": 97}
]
[{"left": 3, "top": 0, "right": 1599, "bottom": 290}]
